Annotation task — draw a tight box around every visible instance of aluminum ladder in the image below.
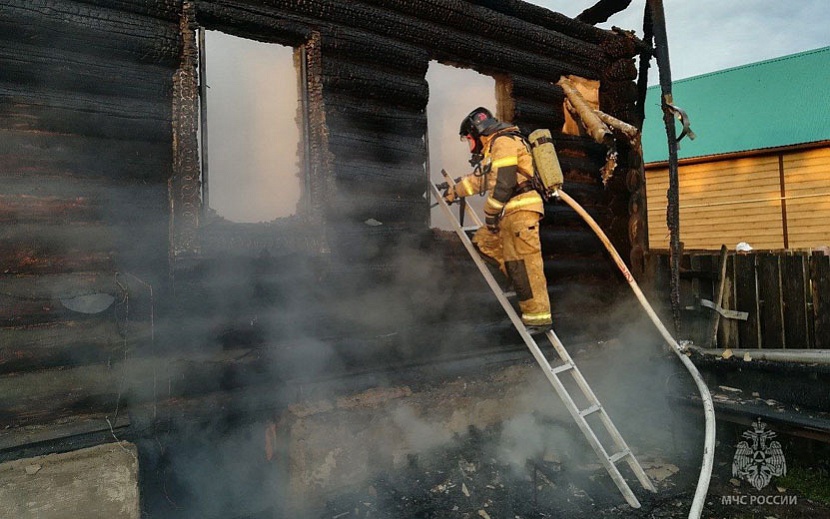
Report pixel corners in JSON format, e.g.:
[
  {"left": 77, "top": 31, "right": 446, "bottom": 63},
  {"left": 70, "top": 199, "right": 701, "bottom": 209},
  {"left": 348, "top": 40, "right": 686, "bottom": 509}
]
[{"left": 429, "top": 179, "right": 656, "bottom": 508}]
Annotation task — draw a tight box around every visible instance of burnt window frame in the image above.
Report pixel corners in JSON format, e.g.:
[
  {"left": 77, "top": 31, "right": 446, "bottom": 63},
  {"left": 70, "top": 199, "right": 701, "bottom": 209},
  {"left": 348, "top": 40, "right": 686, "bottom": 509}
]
[
  {"left": 196, "top": 27, "right": 310, "bottom": 224},
  {"left": 422, "top": 61, "right": 513, "bottom": 229},
  {"left": 170, "top": 3, "right": 326, "bottom": 268}
]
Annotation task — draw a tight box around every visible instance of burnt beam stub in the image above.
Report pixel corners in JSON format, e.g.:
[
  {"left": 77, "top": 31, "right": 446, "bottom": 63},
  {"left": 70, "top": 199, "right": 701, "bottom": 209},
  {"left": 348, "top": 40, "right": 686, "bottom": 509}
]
[{"left": 170, "top": 0, "right": 201, "bottom": 262}]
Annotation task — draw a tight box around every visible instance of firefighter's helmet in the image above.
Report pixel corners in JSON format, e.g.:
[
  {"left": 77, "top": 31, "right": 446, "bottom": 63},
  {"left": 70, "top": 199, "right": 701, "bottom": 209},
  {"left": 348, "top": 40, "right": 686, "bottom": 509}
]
[{"left": 459, "top": 107, "right": 499, "bottom": 139}]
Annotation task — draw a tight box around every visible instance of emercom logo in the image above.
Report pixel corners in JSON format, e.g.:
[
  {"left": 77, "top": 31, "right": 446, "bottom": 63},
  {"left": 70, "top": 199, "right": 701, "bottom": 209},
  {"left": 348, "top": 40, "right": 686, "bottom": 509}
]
[{"left": 732, "top": 418, "right": 787, "bottom": 490}]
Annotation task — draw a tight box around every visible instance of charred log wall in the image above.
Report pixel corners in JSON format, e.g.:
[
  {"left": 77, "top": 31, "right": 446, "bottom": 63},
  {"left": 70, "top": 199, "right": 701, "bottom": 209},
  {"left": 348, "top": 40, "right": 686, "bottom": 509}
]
[
  {"left": 0, "top": 0, "right": 178, "bottom": 431},
  {"left": 0, "top": 0, "right": 640, "bottom": 454}
]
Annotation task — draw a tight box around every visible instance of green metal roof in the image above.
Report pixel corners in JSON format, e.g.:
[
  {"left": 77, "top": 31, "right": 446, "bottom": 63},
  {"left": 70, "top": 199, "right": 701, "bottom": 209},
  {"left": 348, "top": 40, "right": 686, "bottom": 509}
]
[{"left": 642, "top": 46, "right": 830, "bottom": 164}]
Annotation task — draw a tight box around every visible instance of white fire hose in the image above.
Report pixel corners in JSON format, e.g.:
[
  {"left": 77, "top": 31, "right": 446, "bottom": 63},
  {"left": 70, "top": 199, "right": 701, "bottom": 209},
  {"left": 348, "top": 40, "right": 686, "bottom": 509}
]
[{"left": 556, "top": 189, "right": 715, "bottom": 519}]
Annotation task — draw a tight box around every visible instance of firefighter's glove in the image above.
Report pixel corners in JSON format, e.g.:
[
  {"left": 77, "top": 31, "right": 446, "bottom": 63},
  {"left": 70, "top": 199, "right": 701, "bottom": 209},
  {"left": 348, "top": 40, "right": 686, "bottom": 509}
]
[
  {"left": 485, "top": 214, "right": 500, "bottom": 234},
  {"left": 443, "top": 187, "right": 458, "bottom": 205}
]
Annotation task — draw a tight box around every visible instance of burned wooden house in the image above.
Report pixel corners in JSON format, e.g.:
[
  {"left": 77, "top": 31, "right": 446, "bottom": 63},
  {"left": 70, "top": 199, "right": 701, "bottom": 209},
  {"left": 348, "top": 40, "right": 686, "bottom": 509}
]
[{"left": 0, "top": 1, "right": 691, "bottom": 517}]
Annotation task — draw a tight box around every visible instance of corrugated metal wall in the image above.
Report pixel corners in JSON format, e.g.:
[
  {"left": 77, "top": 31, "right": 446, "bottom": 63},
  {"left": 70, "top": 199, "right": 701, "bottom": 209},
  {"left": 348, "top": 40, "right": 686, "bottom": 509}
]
[{"left": 646, "top": 146, "right": 830, "bottom": 251}]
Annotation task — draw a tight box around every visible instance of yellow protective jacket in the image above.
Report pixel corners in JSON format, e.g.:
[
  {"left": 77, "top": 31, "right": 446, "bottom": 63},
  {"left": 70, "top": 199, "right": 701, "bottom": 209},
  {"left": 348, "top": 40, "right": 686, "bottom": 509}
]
[{"left": 452, "top": 127, "right": 544, "bottom": 219}]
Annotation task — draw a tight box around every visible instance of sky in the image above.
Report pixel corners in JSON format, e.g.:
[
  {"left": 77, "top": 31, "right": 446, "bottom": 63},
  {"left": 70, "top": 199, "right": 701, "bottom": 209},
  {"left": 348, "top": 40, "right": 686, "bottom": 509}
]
[{"left": 527, "top": 0, "right": 830, "bottom": 83}]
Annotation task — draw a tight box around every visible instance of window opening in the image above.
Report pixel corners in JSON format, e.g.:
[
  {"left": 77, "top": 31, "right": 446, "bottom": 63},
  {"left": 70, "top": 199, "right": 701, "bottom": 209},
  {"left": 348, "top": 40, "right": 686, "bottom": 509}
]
[
  {"left": 426, "top": 62, "right": 498, "bottom": 230},
  {"left": 198, "top": 29, "right": 303, "bottom": 223}
]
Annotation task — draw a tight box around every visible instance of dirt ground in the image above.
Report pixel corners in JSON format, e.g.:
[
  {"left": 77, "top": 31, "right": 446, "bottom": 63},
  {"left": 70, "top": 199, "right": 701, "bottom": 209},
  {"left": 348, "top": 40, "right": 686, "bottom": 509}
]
[{"left": 320, "top": 423, "right": 830, "bottom": 519}]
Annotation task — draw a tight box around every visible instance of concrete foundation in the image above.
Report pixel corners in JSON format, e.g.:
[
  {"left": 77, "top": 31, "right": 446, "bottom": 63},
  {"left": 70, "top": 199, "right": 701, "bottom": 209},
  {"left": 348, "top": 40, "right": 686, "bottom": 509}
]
[{"left": 0, "top": 441, "right": 140, "bottom": 519}]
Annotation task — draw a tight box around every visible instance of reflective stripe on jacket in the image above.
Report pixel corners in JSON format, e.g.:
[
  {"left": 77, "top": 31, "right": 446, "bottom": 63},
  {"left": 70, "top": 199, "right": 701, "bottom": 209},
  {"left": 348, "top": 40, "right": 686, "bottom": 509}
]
[{"left": 453, "top": 127, "right": 544, "bottom": 217}]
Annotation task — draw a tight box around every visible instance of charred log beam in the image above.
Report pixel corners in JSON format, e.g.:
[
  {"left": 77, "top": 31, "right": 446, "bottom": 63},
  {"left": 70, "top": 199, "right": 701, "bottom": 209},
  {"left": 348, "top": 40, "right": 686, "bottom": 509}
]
[
  {"left": 543, "top": 255, "right": 616, "bottom": 280},
  {"left": 1, "top": 225, "right": 116, "bottom": 259},
  {"left": 0, "top": 320, "right": 134, "bottom": 376},
  {"left": 576, "top": 0, "right": 633, "bottom": 26},
  {"left": 72, "top": 0, "right": 181, "bottom": 22},
  {"left": 0, "top": 40, "right": 173, "bottom": 101},
  {"left": 0, "top": 218, "right": 164, "bottom": 278},
  {"left": 599, "top": 80, "right": 639, "bottom": 124},
  {"left": 0, "top": 0, "right": 180, "bottom": 66},
  {"left": 0, "top": 195, "right": 100, "bottom": 225},
  {"left": 322, "top": 59, "right": 429, "bottom": 111},
  {"left": 325, "top": 99, "right": 426, "bottom": 137},
  {"left": 512, "top": 112, "right": 565, "bottom": 135},
  {"left": 0, "top": 131, "right": 172, "bottom": 183},
  {"left": 0, "top": 84, "right": 172, "bottom": 142},
  {"left": 0, "top": 271, "right": 121, "bottom": 326},
  {"left": 544, "top": 202, "right": 608, "bottom": 228},
  {"left": 207, "top": 0, "right": 602, "bottom": 80},
  {"left": 327, "top": 131, "right": 425, "bottom": 165},
  {"left": 359, "top": 0, "right": 606, "bottom": 70},
  {"left": 467, "top": 0, "right": 610, "bottom": 44},
  {"left": 320, "top": 27, "right": 429, "bottom": 76},
  {"left": 540, "top": 228, "right": 605, "bottom": 255},
  {"left": 326, "top": 196, "right": 428, "bottom": 229},
  {"left": 512, "top": 97, "right": 566, "bottom": 130},
  {"left": 0, "top": 249, "right": 115, "bottom": 277},
  {"left": 509, "top": 75, "right": 565, "bottom": 106},
  {"left": 0, "top": 352, "right": 278, "bottom": 428},
  {"left": 334, "top": 160, "right": 426, "bottom": 196},
  {"left": 0, "top": 273, "right": 116, "bottom": 304},
  {"left": 0, "top": 192, "right": 166, "bottom": 228},
  {"left": 194, "top": 0, "right": 310, "bottom": 46},
  {"left": 603, "top": 58, "right": 638, "bottom": 82},
  {"left": 599, "top": 29, "right": 646, "bottom": 58}
]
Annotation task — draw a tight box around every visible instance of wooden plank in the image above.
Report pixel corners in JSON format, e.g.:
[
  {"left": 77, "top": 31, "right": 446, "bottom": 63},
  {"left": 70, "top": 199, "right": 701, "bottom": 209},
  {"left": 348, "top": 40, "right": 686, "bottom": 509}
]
[
  {"left": 718, "top": 255, "right": 740, "bottom": 348},
  {"left": 811, "top": 252, "right": 830, "bottom": 349},
  {"left": 782, "top": 253, "right": 810, "bottom": 349},
  {"left": 782, "top": 178, "right": 830, "bottom": 189},
  {"left": 734, "top": 254, "right": 760, "bottom": 349},
  {"left": 646, "top": 170, "right": 782, "bottom": 191},
  {"left": 678, "top": 220, "right": 785, "bottom": 231},
  {"left": 649, "top": 205, "right": 785, "bottom": 218},
  {"left": 697, "top": 254, "right": 716, "bottom": 340},
  {"left": 687, "top": 255, "right": 705, "bottom": 344},
  {"left": 782, "top": 147, "right": 830, "bottom": 168},
  {"left": 757, "top": 253, "right": 784, "bottom": 348},
  {"left": 708, "top": 245, "right": 728, "bottom": 347}
]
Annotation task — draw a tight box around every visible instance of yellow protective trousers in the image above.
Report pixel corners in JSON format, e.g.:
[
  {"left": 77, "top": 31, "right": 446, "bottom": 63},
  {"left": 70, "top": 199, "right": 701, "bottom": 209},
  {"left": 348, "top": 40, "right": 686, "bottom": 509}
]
[{"left": 472, "top": 210, "right": 552, "bottom": 327}]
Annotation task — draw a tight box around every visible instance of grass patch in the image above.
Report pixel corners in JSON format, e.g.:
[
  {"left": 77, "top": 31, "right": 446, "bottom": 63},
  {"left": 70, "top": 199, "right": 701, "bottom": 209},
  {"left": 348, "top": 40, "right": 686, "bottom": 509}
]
[{"left": 778, "top": 466, "right": 830, "bottom": 504}]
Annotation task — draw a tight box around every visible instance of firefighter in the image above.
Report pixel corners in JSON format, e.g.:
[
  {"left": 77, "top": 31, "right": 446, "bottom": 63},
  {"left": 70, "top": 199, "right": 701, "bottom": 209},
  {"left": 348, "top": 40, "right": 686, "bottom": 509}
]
[{"left": 444, "top": 107, "right": 552, "bottom": 333}]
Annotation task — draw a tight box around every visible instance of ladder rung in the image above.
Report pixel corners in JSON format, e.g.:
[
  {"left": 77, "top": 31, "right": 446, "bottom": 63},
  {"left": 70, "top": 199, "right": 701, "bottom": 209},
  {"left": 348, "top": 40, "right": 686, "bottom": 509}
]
[
  {"left": 609, "top": 450, "right": 631, "bottom": 464},
  {"left": 461, "top": 225, "right": 479, "bottom": 232},
  {"left": 550, "top": 362, "right": 573, "bottom": 375},
  {"left": 579, "top": 404, "right": 601, "bottom": 418},
  {"left": 503, "top": 290, "right": 517, "bottom": 298}
]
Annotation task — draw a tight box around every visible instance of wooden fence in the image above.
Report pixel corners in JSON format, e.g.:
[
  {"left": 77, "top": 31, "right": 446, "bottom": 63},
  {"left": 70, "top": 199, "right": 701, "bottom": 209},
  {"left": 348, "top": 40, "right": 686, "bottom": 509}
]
[{"left": 645, "top": 249, "right": 830, "bottom": 349}]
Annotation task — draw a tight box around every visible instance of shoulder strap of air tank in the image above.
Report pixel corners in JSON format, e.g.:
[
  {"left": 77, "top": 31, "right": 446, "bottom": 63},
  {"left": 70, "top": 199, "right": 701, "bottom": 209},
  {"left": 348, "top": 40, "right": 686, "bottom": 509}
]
[{"left": 488, "top": 129, "right": 535, "bottom": 183}]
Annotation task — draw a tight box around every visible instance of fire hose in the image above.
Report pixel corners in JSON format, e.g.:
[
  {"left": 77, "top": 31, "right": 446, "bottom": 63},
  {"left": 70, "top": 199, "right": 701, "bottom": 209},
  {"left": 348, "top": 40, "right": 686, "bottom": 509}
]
[{"left": 555, "top": 189, "right": 714, "bottom": 519}]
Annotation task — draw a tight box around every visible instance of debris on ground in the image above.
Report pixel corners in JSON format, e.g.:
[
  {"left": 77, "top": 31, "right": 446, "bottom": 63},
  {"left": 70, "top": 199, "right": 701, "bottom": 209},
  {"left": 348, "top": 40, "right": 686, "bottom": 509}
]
[{"left": 321, "top": 424, "right": 830, "bottom": 518}]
